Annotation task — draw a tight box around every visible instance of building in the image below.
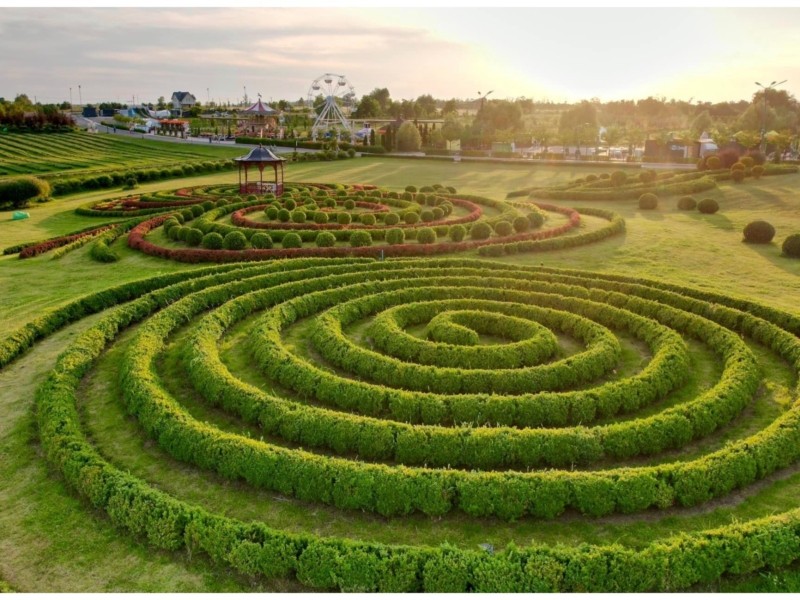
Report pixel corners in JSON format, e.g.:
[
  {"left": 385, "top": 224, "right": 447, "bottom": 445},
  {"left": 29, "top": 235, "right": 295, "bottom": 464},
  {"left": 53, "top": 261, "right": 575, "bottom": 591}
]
[{"left": 170, "top": 92, "right": 196, "bottom": 116}]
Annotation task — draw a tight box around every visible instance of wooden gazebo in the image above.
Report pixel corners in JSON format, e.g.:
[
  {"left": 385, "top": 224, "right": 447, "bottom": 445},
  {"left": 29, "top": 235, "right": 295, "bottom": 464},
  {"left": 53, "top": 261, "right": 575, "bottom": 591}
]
[{"left": 234, "top": 144, "right": 285, "bottom": 195}]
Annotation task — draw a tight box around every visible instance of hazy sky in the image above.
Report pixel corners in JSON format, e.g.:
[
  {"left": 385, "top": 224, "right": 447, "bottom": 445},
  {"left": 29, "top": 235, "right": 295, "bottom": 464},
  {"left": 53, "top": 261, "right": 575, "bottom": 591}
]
[{"left": 1, "top": 7, "right": 799, "bottom": 106}]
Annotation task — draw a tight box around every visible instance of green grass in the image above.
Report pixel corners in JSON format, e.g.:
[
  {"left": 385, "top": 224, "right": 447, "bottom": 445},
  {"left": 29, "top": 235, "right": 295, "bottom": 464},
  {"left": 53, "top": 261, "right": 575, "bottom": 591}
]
[
  {"left": 0, "top": 157, "right": 799, "bottom": 591},
  {"left": 0, "top": 131, "right": 242, "bottom": 180}
]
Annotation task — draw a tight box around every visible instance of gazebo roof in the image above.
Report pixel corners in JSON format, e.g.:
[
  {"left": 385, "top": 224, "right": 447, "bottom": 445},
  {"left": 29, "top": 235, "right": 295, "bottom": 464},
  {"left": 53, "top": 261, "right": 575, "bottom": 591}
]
[
  {"left": 241, "top": 99, "right": 279, "bottom": 116},
  {"left": 234, "top": 144, "right": 285, "bottom": 163}
]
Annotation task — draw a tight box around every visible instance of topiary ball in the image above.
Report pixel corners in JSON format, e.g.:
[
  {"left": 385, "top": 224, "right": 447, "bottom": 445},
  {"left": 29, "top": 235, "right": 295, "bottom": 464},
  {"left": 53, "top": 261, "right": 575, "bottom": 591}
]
[
  {"left": 706, "top": 156, "right": 722, "bottom": 170},
  {"left": 185, "top": 228, "right": 204, "bottom": 247},
  {"left": 782, "top": 233, "right": 800, "bottom": 258},
  {"left": 512, "top": 216, "right": 530, "bottom": 233},
  {"left": 638, "top": 193, "right": 658, "bottom": 210},
  {"left": 284, "top": 199, "right": 297, "bottom": 210},
  {"left": 449, "top": 224, "right": 466, "bottom": 242},
  {"left": 610, "top": 171, "right": 627, "bottom": 187},
  {"left": 404, "top": 212, "right": 420, "bottom": 225},
  {"left": 386, "top": 228, "right": 405, "bottom": 245},
  {"left": 697, "top": 198, "right": 720, "bottom": 214},
  {"left": 223, "top": 231, "right": 247, "bottom": 250},
  {"left": 337, "top": 212, "right": 352, "bottom": 225},
  {"left": 752, "top": 165, "right": 765, "bottom": 179},
  {"left": 677, "top": 196, "right": 697, "bottom": 211},
  {"left": 315, "top": 232, "right": 336, "bottom": 247},
  {"left": 743, "top": 220, "right": 776, "bottom": 244},
  {"left": 416, "top": 227, "right": 436, "bottom": 244},
  {"left": 470, "top": 222, "right": 492, "bottom": 240},
  {"left": 527, "top": 211, "right": 545, "bottom": 228},
  {"left": 493, "top": 220, "right": 513, "bottom": 236},
  {"left": 349, "top": 230, "right": 372, "bottom": 247},
  {"left": 360, "top": 213, "right": 376, "bottom": 226},
  {"left": 277, "top": 208, "right": 291, "bottom": 222},
  {"left": 384, "top": 213, "right": 400, "bottom": 226},
  {"left": 250, "top": 232, "right": 273, "bottom": 249},
  {"left": 420, "top": 210, "right": 435, "bottom": 223},
  {"left": 202, "top": 232, "right": 224, "bottom": 249},
  {"left": 731, "top": 169, "right": 746, "bottom": 183},
  {"left": 282, "top": 233, "right": 302, "bottom": 249},
  {"left": 344, "top": 199, "right": 356, "bottom": 210}
]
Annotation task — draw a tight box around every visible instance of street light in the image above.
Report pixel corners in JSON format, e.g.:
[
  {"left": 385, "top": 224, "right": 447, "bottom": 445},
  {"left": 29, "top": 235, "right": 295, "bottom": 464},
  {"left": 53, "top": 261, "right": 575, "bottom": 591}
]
[
  {"left": 755, "top": 79, "right": 787, "bottom": 152},
  {"left": 477, "top": 90, "right": 493, "bottom": 111}
]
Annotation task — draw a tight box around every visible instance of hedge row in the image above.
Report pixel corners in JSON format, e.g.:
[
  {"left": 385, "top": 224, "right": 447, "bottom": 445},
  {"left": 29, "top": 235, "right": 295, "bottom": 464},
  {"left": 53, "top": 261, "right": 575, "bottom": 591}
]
[
  {"left": 10, "top": 258, "right": 800, "bottom": 590},
  {"left": 19, "top": 224, "right": 116, "bottom": 259}
]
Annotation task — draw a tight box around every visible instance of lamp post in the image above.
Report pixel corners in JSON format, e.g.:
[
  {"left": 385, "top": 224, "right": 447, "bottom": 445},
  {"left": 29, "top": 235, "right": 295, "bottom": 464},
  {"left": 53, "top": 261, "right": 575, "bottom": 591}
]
[
  {"left": 476, "top": 90, "right": 493, "bottom": 150},
  {"left": 755, "top": 80, "right": 787, "bottom": 152},
  {"left": 78, "top": 84, "right": 82, "bottom": 107},
  {"left": 69, "top": 87, "right": 73, "bottom": 110}
]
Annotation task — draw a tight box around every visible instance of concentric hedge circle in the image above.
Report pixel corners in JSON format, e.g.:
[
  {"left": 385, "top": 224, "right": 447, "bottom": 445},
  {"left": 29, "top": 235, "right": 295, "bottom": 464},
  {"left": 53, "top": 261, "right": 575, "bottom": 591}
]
[{"left": 6, "top": 257, "right": 800, "bottom": 591}]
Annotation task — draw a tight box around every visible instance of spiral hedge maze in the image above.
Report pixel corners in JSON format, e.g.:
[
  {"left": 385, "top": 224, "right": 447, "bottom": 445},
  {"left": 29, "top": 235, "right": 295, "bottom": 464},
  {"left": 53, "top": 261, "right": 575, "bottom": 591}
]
[{"left": 6, "top": 256, "right": 800, "bottom": 591}]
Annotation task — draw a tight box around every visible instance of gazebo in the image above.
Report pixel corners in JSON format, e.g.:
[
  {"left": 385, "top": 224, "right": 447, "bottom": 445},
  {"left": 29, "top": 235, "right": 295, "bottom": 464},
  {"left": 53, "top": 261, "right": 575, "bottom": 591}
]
[
  {"left": 239, "top": 97, "right": 280, "bottom": 137},
  {"left": 234, "top": 144, "right": 285, "bottom": 195}
]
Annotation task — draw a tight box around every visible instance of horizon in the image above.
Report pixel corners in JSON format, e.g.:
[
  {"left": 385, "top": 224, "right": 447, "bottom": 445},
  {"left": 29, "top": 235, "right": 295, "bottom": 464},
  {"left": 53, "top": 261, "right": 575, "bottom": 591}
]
[{"left": 1, "top": 7, "right": 798, "bottom": 106}]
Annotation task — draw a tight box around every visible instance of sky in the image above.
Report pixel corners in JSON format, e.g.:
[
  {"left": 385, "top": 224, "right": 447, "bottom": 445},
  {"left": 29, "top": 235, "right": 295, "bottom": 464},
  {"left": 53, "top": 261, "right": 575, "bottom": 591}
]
[{"left": 1, "top": 7, "right": 799, "bottom": 106}]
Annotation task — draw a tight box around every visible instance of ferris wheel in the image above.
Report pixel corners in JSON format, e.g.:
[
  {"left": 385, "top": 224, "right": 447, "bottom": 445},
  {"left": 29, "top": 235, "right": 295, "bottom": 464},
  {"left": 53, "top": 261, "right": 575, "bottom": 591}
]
[{"left": 307, "top": 73, "right": 356, "bottom": 139}]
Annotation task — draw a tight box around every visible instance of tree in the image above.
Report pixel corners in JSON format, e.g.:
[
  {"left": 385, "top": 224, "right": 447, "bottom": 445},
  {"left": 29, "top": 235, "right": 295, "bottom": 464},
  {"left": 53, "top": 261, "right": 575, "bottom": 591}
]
[
  {"left": 441, "top": 98, "right": 458, "bottom": 116},
  {"left": 441, "top": 113, "right": 462, "bottom": 145},
  {"left": 157, "top": 96, "right": 166, "bottom": 110},
  {"left": 415, "top": 94, "right": 437, "bottom": 118},
  {"left": 690, "top": 110, "right": 713, "bottom": 136},
  {"left": 558, "top": 101, "right": 597, "bottom": 136},
  {"left": 367, "top": 88, "right": 391, "bottom": 113},
  {"left": 396, "top": 121, "right": 422, "bottom": 151},
  {"left": 354, "top": 96, "right": 380, "bottom": 119},
  {"left": 603, "top": 125, "right": 625, "bottom": 148}
]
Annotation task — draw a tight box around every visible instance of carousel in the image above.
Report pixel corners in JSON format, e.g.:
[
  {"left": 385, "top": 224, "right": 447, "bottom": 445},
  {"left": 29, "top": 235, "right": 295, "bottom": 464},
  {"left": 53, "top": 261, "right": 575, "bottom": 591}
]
[{"left": 234, "top": 144, "right": 285, "bottom": 195}]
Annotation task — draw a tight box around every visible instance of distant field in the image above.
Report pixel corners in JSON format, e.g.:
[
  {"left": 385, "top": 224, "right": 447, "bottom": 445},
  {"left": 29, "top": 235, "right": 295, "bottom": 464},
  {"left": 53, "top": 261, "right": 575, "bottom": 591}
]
[{"left": 0, "top": 131, "right": 243, "bottom": 179}]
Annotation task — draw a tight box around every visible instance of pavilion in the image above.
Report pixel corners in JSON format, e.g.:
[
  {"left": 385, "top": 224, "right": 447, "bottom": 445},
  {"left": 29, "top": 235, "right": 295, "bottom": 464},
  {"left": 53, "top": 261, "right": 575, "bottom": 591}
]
[
  {"left": 234, "top": 144, "right": 285, "bottom": 195},
  {"left": 239, "top": 98, "right": 280, "bottom": 137}
]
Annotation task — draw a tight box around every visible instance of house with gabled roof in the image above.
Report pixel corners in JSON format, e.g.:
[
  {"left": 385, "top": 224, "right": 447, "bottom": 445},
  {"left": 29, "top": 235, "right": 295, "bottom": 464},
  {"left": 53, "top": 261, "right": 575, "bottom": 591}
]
[{"left": 170, "top": 91, "right": 196, "bottom": 116}]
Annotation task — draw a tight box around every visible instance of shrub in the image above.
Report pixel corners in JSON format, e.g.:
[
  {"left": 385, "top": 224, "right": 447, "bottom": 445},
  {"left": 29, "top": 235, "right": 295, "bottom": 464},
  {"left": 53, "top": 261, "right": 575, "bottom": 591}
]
[
  {"left": 512, "top": 216, "right": 530, "bottom": 233},
  {"left": 404, "top": 212, "right": 420, "bottom": 225},
  {"left": 730, "top": 169, "right": 746, "bottom": 183},
  {"left": 315, "top": 232, "right": 336, "bottom": 247},
  {"left": 162, "top": 218, "right": 180, "bottom": 233},
  {"left": 397, "top": 122, "right": 422, "bottom": 151},
  {"left": 337, "top": 213, "right": 352, "bottom": 225},
  {"left": 185, "top": 228, "right": 204, "bottom": 246},
  {"left": 470, "top": 222, "right": 492, "bottom": 240},
  {"left": 421, "top": 210, "right": 435, "bottom": 222},
  {"left": 528, "top": 211, "right": 545, "bottom": 228},
  {"left": 190, "top": 204, "right": 204, "bottom": 217},
  {"left": 384, "top": 213, "right": 400, "bottom": 226},
  {"left": 449, "top": 224, "right": 466, "bottom": 242},
  {"left": 277, "top": 208, "right": 291, "bottom": 222},
  {"left": 344, "top": 199, "right": 356, "bottom": 210},
  {"left": 751, "top": 165, "right": 765, "bottom": 179},
  {"left": 610, "top": 171, "right": 627, "bottom": 187},
  {"left": 705, "top": 156, "right": 722, "bottom": 170},
  {"left": 266, "top": 206, "right": 279, "bottom": 219},
  {"left": 124, "top": 177, "right": 138, "bottom": 189},
  {"left": 349, "top": 231, "right": 373, "bottom": 247},
  {"left": 325, "top": 198, "right": 337, "bottom": 208},
  {"left": 417, "top": 227, "right": 436, "bottom": 244},
  {"left": 731, "top": 161, "right": 746, "bottom": 172},
  {"left": 284, "top": 199, "right": 297, "bottom": 210},
  {"left": 638, "top": 193, "right": 658, "bottom": 210},
  {"left": 246, "top": 194, "right": 258, "bottom": 202},
  {"left": 291, "top": 210, "right": 307, "bottom": 224},
  {"left": 740, "top": 156, "right": 755, "bottom": 169},
  {"left": 717, "top": 148, "right": 741, "bottom": 168},
  {"left": 250, "top": 232, "right": 273, "bottom": 249},
  {"left": 494, "top": 220, "right": 513, "bottom": 236},
  {"left": 782, "top": 233, "right": 800, "bottom": 257},
  {"left": 282, "top": 233, "right": 302, "bottom": 248},
  {"left": 0, "top": 176, "right": 51, "bottom": 208},
  {"left": 747, "top": 151, "right": 766, "bottom": 165},
  {"left": 386, "top": 228, "right": 405, "bottom": 245},
  {"left": 639, "top": 170, "right": 657, "bottom": 184},
  {"left": 432, "top": 207, "right": 444, "bottom": 220},
  {"left": 743, "top": 220, "right": 776, "bottom": 244},
  {"left": 202, "top": 232, "right": 224, "bottom": 249},
  {"left": 360, "top": 214, "right": 376, "bottom": 226},
  {"left": 405, "top": 185, "right": 417, "bottom": 193},
  {"left": 697, "top": 198, "right": 720, "bottom": 214},
  {"left": 223, "top": 231, "right": 247, "bottom": 250},
  {"left": 677, "top": 196, "right": 697, "bottom": 211},
  {"left": 585, "top": 174, "right": 598, "bottom": 182},
  {"left": 314, "top": 211, "right": 329, "bottom": 224},
  {"left": 168, "top": 225, "right": 182, "bottom": 241}
]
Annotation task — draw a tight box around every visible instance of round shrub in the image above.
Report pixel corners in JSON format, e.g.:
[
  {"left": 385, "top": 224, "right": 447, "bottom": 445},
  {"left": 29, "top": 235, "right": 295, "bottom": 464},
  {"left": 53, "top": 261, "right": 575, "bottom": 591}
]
[
  {"left": 386, "top": 228, "right": 405, "bottom": 245},
  {"left": 384, "top": 213, "right": 400, "bottom": 226},
  {"left": 190, "top": 204, "right": 204, "bottom": 217},
  {"left": 599, "top": 173, "right": 610, "bottom": 180},
  {"left": 752, "top": 165, "right": 765, "bottom": 179},
  {"left": 512, "top": 216, "right": 530, "bottom": 233},
  {"left": 325, "top": 198, "right": 337, "bottom": 208},
  {"left": 449, "top": 224, "right": 466, "bottom": 242},
  {"left": 470, "top": 222, "right": 492, "bottom": 240},
  {"left": 185, "top": 228, "right": 204, "bottom": 247},
  {"left": 265, "top": 206, "right": 279, "bottom": 219},
  {"left": 337, "top": 212, "right": 352, "bottom": 225},
  {"left": 638, "top": 193, "right": 658, "bottom": 210},
  {"left": 361, "top": 214, "right": 376, "bottom": 226},
  {"left": 405, "top": 185, "right": 417, "bottom": 193},
  {"left": 697, "top": 198, "right": 720, "bottom": 214},
  {"left": 730, "top": 161, "right": 746, "bottom": 172},
  {"left": 314, "top": 211, "right": 329, "bottom": 224},
  {"left": 250, "top": 232, "right": 273, "bottom": 249},
  {"left": 215, "top": 198, "right": 229, "bottom": 208},
  {"left": 344, "top": 199, "right": 356, "bottom": 210},
  {"left": 124, "top": 177, "right": 138, "bottom": 189},
  {"left": 528, "top": 211, "right": 545, "bottom": 228},
  {"left": 677, "top": 196, "right": 697, "bottom": 211},
  {"left": 177, "top": 226, "right": 190, "bottom": 242},
  {"left": 201, "top": 200, "right": 216, "bottom": 212},
  {"left": 202, "top": 232, "right": 224, "bottom": 249},
  {"left": 291, "top": 210, "right": 307, "bottom": 224},
  {"left": 284, "top": 198, "right": 297, "bottom": 210},
  {"left": 706, "top": 156, "right": 722, "bottom": 170},
  {"left": 315, "top": 232, "right": 336, "bottom": 247},
  {"left": 167, "top": 225, "right": 182, "bottom": 241},
  {"left": 282, "top": 233, "right": 302, "bottom": 249},
  {"left": 585, "top": 174, "right": 598, "bottom": 182},
  {"left": 731, "top": 169, "right": 746, "bottom": 183},
  {"left": 782, "top": 233, "right": 800, "bottom": 258},
  {"left": 223, "top": 231, "right": 247, "bottom": 250},
  {"left": 493, "top": 220, "right": 513, "bottom": 236},
  {"left": 432, "top": 207, "right": 444, "bottom": 220},
  {"left": 163, "top": 218, "right": 180, "bottom": 233},
  {"left": 417, "top": 227, "right": 436, "bottom": 244},
  {"left": 349, "top": 231, "right": 373, "bottom": 247},
  {"left": 277, "top": 208, "right": 291, "bottom": 222},
  {"left": 246, "top": 194, "right": 258, "bottom": 202},
  {"left": 610, "top": 171, "right": 627, "bottom": 187},
  {"left": 740, "top": 156, "right": 755, "bottom": 169},
  {"left": 421, "top": 210, "right": 435, "bottom": 223},
  {"left": 639, "top": 170, "right": 657, "bottom": 184},
  {"left": 404, "top": 212, "right": 420, "bottom": 225},
  {"left": 743, "top": 220, "right": 776, "bottom": 244}
]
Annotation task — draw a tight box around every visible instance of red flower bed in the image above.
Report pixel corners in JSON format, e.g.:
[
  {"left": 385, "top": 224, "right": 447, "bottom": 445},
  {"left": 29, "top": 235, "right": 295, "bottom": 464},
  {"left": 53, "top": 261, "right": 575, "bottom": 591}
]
[
  {"left": 128, "top": 205, "right": 580, "bottom": 263},
  {"left": 20, "top": 224, "right": 116, "bottom": 259}
]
